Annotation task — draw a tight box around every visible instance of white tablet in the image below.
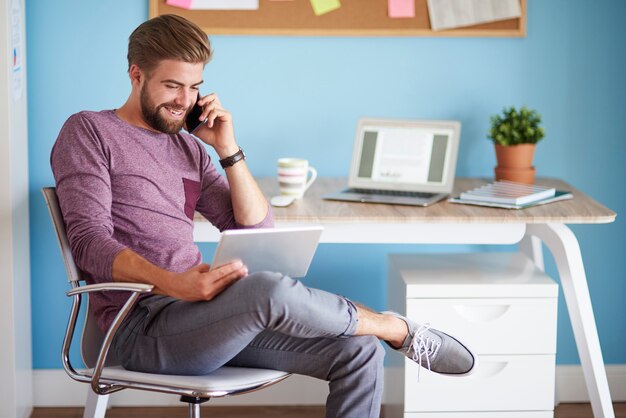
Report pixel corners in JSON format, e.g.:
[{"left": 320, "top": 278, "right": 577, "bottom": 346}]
[{"left": 211, "top": 226, "right": 323, "bottom": 278}]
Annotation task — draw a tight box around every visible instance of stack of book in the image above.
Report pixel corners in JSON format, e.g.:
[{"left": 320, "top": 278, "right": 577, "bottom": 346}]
[{"left": 449, "top": 181, "right": 573, "bottom": 209}]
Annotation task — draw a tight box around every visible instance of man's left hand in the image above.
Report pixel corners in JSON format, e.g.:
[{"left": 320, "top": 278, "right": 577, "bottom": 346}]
[{"left": 192, "top": 93, "right": 239, "bottom": 158}]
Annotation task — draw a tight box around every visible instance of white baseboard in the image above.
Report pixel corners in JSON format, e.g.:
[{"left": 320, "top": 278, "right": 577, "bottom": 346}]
[
  {"left": 555, "top": 364, "right": 626, "bottom": 403},
  {"left": 33, "top": 365, "right": 626, "bottom": 407}
]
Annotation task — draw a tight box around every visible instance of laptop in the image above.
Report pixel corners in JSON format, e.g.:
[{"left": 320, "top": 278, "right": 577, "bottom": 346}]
[{"left": 323, "top": 118, "right": 461, "bottom": 207}]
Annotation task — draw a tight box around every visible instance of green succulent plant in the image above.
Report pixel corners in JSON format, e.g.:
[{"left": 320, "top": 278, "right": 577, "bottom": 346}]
[{"left": 488, "top": 106, "right": 545, "bottom": 146}]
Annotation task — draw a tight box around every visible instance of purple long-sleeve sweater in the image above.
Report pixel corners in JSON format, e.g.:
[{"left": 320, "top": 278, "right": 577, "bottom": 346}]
[{"left": 50, "top": 110, "right": 273, "bottom": 331}]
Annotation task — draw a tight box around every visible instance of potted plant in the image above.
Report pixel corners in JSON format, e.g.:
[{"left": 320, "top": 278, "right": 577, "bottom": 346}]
[{"left": 488, "top": 106, "right": 545, "bottom": 184}]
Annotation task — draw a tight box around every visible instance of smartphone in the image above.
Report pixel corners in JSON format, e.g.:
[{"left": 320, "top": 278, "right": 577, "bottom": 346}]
[{"left": 185, "top": 93, "right": 206, "bottom": 134}]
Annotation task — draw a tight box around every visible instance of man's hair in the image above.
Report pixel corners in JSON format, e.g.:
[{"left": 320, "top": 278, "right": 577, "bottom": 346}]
[{"left": 127, "top": 14, "right": 212, "bottom": 74}]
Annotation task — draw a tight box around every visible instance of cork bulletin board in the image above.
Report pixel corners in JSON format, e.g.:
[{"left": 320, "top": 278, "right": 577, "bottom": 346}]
[{"left": 149, "top": 0, "right": 526, "bottom": 37}]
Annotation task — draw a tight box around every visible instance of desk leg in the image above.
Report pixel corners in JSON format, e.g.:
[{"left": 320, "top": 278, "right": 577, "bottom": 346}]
[
  {"left": 526, "top": 223, "right": 614, "bottom": 418},
  {"left": 519, "top": 235, "right": 545, "bottom": 271}
]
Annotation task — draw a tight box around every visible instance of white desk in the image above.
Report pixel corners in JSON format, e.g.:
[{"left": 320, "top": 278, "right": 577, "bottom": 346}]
[{"left": 194, "top": 177, "right": 617, "bottom": 418}]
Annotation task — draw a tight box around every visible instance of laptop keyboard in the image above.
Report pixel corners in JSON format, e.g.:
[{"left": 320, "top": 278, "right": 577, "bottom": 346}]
[{"left": 350, "top": 188, "right": 438, "bottom": 198}]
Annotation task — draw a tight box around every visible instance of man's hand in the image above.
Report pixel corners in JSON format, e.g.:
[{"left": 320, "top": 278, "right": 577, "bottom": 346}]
[
  {"left": 192, "top": 93, "right": 239, "bottom": 158},
  {"left": 162, "top": 261, "right": 248, "bottom": 302},
  {"left": 112, "top": 248, "right": 248, "bottom": 302}
]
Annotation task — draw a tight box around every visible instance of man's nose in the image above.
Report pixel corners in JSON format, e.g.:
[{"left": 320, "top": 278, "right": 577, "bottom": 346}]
[{"left": 175, "top": 90, "right": 194, "bottom": 108}]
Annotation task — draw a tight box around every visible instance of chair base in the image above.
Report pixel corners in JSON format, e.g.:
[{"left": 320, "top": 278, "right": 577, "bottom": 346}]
[
  {"left": 180, "top": 395, "right": 211, "bottom": 404},
  {"left": 84, "top": 391, "right": 211, "bottom": 418},
  {"left": 182, "top": 395, "right": 210, "bottom": 418},
  {"left": 84, "top": 389, "right": 109, "bottom": 418}
]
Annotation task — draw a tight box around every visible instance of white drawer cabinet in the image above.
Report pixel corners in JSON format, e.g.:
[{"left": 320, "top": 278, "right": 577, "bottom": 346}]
[
  {"left": 404, "top": 412, "right": 554, "bottom": 418},
  {"left": 385, "top": 252, "right": 558, "bottom": 418}
]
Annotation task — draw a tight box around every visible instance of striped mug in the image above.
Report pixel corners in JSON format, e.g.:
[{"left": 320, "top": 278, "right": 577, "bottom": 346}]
[{"left": 277, "top": 158, "right": 317, "bottom": 199}]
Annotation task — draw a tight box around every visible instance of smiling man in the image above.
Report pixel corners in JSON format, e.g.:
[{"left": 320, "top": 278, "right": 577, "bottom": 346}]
[{"left": 50, "top": 14, "right": 476, "bottom": 418}]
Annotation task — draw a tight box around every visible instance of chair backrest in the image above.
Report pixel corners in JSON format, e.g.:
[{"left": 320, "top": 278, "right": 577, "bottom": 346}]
[
  {"left": 42, "top": 187, "right": 119, "bottom": 368},
  {"left": 41, "top": 187, "right": 83, "bottom": 284}
]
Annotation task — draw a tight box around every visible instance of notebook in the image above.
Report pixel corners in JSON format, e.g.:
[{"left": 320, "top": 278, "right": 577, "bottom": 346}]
[
  {"left": 323, "top": 118, "right": 461, "bottom": 206},
  {"left": 211, "top": 226, "right": 323, "bottom": 278},
  {"left": 449, "top": 189, "right": 573, "bottom": 210},
  {"left": 459, "top": 181, "right": 556, "bottom": 205}
]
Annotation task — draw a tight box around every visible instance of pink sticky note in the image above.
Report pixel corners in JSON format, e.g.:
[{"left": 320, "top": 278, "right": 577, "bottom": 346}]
[
  {"left": 166, "top": 0, "right": 193, "bottom": 10},
  {"left": 388, "top": 0, "right": 415, "bottom": 18}
]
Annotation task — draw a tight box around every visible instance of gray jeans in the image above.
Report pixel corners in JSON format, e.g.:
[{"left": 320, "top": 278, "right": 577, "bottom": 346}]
[{"left": 112, "top": 271, "right": 385, "bottom": 418}]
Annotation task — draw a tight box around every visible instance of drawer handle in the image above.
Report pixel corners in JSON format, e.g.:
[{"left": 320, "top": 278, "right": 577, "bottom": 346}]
[
  {"left": 470, "top": 361, "right": 509, "bottom": 379},
  {"left": 453, "top": 305, "right": 511, "bottom": 322}
]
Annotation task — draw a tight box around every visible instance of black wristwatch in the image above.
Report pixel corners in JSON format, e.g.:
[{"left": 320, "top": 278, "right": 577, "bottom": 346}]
[{"left": 219, "top": 148, "right": 246, "bottom": 169}]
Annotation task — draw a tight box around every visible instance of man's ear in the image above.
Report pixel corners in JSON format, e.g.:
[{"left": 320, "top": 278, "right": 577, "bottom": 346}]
[{"left": 128, "top": 64, "right": 144, "bottom": 86}]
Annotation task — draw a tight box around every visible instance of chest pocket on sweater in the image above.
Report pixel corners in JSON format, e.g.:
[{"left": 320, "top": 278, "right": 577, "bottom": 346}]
[{"left": 182, "top": 178, "right": 201, "bottom": 220}]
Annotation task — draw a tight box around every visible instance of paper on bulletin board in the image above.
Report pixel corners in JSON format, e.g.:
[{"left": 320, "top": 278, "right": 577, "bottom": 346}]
[
  {"left": 165, "top": 0, "right": 259, "bottom": 10},
  {"left": 388, "top": 0, "right": 415, "bottom": 18},
  {"left": 427, "top": 0, "right": 521, "bottom": 31},
  {"left": 310, "top": 0, "right": 341, "bottom": 16}
]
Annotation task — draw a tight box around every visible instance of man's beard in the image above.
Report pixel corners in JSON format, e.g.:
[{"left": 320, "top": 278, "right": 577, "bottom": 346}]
[{"left": 140, "top": 84, "right": 188, "bottom": 134}]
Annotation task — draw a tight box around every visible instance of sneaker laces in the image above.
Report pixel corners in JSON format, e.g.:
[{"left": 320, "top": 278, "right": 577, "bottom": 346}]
[{"left": 409, "top": 324, "right": 441, "bottom": 380}]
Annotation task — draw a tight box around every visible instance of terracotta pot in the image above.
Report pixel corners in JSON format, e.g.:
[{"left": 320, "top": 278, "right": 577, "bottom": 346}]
[
  {"left": 494, "top": 143, "right": 537, "bottom": 184},
  {"left": 494, "top": 143, "right": 536, "bottom": 168},
  {"left": 494, "top": 166, "right": 536, "bottom": 184}
]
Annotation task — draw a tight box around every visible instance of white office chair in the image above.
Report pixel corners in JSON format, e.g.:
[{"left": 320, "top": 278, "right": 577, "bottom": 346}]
[{"left": 42, "top": 187, "right": 290, "bottom": 418}]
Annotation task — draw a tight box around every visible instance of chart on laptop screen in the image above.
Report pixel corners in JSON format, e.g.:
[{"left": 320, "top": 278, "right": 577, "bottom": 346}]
[{"left": 357, "top": 126, "right": 450, "bottom": 186}]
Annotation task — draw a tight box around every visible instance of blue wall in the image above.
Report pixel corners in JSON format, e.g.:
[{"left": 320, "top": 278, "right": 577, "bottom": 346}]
[{"left": 27, "top": 1, "right": 626, "bottom": 369}]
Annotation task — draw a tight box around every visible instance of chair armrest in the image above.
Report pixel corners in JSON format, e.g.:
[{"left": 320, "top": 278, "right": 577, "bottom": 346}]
[
  {"left": 63, "top": 282, "right": 154, "bottom": 394},
  {"left": 66, "top": 282, "right": 154, "bottom": 297}
]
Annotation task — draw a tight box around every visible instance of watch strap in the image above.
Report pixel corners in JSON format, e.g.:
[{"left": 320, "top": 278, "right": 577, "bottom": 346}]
[{"left": 219, "top": 148, "right": 245, "bottom": 168}]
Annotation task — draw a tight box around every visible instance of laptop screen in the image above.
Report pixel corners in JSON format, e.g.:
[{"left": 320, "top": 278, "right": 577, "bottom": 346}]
[{"left": 349, "top": 119, "right": 460, "bottom": 193}]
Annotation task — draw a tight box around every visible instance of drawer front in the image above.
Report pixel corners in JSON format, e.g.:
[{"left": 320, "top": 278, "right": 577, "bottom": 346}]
[
  {"left": 404, "top": 412, "right": 554, "bottom": 418},
  {"left": 407, "top": 298, "right": 557, "bottom": 354},
  {"left": 405, "top": 355, "right": 555, "bottom": 412}
]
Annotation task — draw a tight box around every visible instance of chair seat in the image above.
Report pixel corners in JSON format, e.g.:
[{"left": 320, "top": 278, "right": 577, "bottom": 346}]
[{"left": 84, "top": 366, "right": 290, "bottom": 396}]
